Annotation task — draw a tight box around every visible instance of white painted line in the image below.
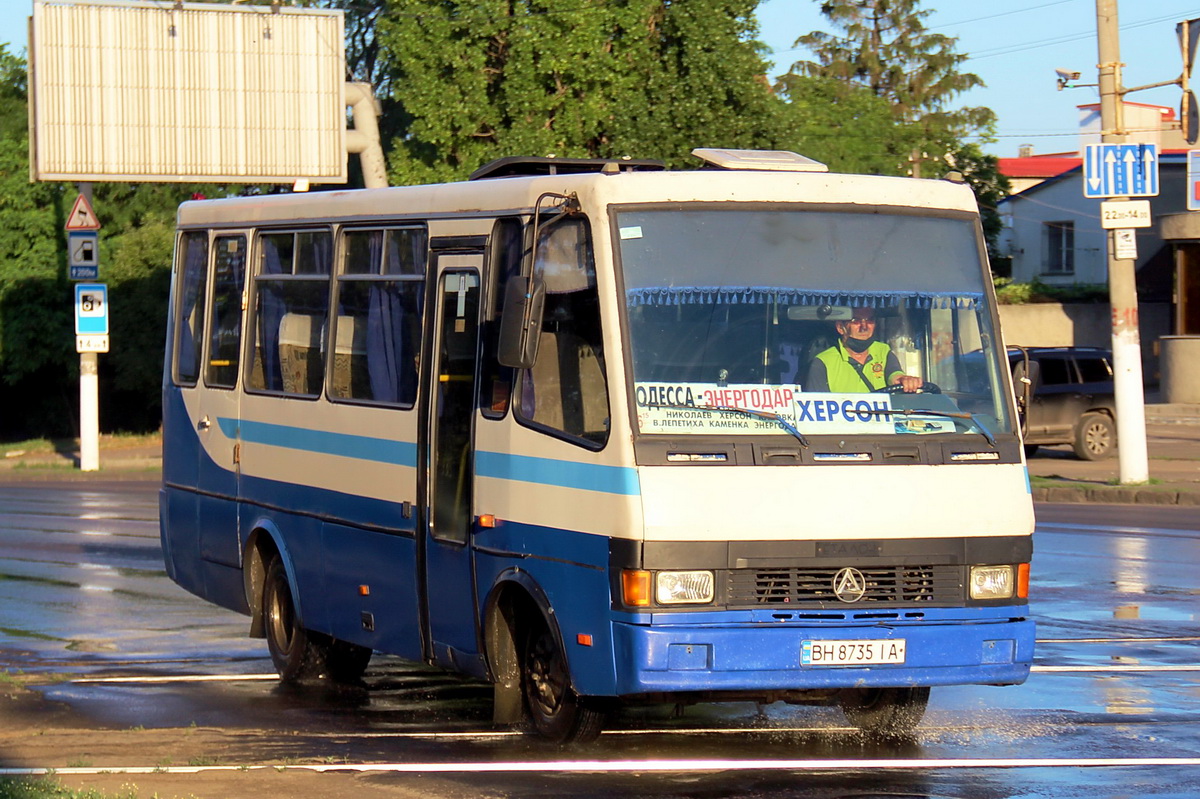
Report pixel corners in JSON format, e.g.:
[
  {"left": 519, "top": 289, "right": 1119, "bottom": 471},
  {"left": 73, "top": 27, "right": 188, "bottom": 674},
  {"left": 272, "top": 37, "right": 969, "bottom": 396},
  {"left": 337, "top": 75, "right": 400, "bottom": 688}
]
[
  {"left": 5, "top": 757, "right": 1200, "bottom": 776},
  {"left": 1032, "top": 664, "right": 1200, "bottom": 673},
  {"left": 69, "top": 674, "right": 279, "bottom": 684},
  {"left": 1038, "top": 637, "right": 1200, "bottom": 644},
  {"left": 1038, "top": 522, "right": 1200, "bottom": 539}
]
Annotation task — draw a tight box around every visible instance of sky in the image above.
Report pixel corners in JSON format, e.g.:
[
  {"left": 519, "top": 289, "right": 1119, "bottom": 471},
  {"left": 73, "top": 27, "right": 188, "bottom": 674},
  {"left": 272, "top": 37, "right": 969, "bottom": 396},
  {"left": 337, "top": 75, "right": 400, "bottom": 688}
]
[{"left": 2, "top": 0, "right": 1198, "bottom": 159}]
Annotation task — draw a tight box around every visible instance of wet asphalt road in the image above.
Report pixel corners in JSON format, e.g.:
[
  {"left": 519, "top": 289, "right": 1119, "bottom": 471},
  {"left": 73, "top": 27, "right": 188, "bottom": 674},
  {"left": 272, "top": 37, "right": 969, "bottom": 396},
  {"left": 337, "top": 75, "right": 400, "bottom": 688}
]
[{"left": 2, "top": 480, "right": 1200, "bottom": 798}]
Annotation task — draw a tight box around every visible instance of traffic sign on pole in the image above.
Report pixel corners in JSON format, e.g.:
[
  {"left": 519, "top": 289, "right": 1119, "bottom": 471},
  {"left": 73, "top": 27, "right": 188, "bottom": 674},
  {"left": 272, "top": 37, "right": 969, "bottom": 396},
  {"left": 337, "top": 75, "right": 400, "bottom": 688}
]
[
  {"left": 64, "top": 193, "right": 101, "bottom": 231},
  {"left": 74, "top": 283, "right": 109, "bottom": 335},
  {"left": 1188, "top": 151, "right": 1200, "bottom": 211},
  {"left": 1083, "top": 143, "right": 1159, "bottom": 198},
  {"left": 68, "top": 231, "right": 99, "bottom": 279}
]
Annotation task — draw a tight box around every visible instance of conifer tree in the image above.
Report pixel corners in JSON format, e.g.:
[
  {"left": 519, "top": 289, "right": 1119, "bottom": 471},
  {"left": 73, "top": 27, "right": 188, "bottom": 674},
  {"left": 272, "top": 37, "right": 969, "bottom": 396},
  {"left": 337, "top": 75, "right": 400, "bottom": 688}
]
[{"left": 790, "top": 0, "right": 994, "bottom": 174}]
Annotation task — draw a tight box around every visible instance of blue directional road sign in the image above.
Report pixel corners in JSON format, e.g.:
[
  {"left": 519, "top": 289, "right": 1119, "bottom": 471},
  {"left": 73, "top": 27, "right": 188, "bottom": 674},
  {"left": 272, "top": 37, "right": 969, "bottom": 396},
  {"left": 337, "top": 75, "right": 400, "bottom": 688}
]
[
  {"left": 1084, "top": 143, "right": 1159, "bottom": 198},
  {"left": 74, "top": 283, "right": 109, "bottom": 335}
]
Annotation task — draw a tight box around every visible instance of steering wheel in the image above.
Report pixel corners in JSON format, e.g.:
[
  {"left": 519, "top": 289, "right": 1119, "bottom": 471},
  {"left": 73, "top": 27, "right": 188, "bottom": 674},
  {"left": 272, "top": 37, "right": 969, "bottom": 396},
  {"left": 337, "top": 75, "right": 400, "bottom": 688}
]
[{"left": 874, "top": 381, "right": 941, "bottom": 395}]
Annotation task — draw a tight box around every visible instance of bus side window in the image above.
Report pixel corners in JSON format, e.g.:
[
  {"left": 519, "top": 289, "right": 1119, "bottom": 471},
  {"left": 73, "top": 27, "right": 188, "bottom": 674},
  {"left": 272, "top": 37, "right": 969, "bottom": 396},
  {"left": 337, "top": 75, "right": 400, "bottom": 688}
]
[
  {"left": 516, "top": 217, "right": 610, "bottom": 446},
  {"left": 330, "top": 227, "right": 427, "bottom": 407},
  {"left": 173, "top": 231, "right": 208, "bottom": 386},
  {"left": 480, "top": 218, "right": 524, "bottom": 419},
  {"left": 248, "top": 231, "right": 333, "bottom": 397},
  {"left": 205, "top": 235, "right": 246, "bottom": 389}
]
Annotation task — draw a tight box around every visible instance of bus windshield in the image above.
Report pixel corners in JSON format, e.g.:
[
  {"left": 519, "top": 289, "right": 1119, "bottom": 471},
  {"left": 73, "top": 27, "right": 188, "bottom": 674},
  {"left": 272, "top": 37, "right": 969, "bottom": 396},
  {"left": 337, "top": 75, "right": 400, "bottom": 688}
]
[{"left": 616, "top": 207, "right": 1014, "bottom": 440}]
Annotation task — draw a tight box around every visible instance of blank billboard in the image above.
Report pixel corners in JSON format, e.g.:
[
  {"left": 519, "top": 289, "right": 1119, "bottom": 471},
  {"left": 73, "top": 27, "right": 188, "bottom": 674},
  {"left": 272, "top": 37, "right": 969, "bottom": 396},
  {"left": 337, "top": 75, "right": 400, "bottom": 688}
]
[{"left": 31, "top": 0, "right": 347, "bottom": 183}]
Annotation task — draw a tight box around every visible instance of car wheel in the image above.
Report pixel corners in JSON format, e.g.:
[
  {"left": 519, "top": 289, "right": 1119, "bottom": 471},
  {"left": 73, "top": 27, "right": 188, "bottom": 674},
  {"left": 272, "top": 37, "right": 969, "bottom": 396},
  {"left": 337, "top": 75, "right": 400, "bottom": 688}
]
[
  {"left": 838, "top": 686, "right": 930, "bottom": 737},
  {"left": 1073, "top": 412, "right": 1116, "bottom": 460},
  {"left": 1023, "top": 444, "right": 1040, "bottom": 458}
]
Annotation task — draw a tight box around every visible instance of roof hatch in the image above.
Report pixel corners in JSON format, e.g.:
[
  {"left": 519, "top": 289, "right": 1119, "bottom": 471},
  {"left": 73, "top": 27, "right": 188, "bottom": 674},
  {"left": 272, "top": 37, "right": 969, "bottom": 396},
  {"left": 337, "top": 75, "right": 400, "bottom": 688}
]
[{"left": 691, "top": 148, "right": 829, "bottom": 172}]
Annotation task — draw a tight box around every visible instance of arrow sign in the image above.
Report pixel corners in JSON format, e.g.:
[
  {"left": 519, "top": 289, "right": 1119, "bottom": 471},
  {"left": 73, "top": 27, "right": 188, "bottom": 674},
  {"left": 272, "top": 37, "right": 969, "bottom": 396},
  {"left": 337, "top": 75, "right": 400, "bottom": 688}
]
[{"left": 1084, "top": 143, "right": 1159, "bottom": 198}]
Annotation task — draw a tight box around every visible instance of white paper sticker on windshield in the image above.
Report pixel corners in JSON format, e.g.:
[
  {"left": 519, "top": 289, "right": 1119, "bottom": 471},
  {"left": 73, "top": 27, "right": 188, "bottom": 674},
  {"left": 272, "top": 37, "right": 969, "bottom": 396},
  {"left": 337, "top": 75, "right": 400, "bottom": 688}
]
[
  {"left": 634, "top": 383, "right": 896, "bottom": 435},
  {"left": 619, "top": 226, "right": 644, "bottom": 240}
]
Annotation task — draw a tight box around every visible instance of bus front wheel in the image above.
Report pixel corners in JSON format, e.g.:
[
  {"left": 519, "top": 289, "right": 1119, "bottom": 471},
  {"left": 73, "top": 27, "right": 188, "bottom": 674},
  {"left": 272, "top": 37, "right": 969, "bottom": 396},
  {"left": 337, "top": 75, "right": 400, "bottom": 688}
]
[
  {"left": 263, "top": 558, "right": 324, "bottom": 682},
  {"left": 522, "top": 618, "right": 605, "bottom": 743},
  {"left": 838, "top": 686, "right": 929, "bottom": 737}
]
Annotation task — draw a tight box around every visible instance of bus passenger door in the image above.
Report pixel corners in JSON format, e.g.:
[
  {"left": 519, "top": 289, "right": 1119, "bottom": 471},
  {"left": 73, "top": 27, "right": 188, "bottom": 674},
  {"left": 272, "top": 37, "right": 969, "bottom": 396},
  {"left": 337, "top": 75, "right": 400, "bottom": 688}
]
[
  {"left": 421, "top": 260, "right": 483, "bottom": 669},
  {"left": 195, "top": 233, "right": 246, "bottom": 569}
]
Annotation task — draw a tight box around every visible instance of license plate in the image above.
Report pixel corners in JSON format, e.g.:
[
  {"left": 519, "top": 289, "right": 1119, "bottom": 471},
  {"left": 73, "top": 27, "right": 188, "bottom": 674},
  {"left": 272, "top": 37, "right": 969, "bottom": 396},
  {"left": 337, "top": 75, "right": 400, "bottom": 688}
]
[{"left": 801, "top": 638, "right": 906, "bottom": 666}]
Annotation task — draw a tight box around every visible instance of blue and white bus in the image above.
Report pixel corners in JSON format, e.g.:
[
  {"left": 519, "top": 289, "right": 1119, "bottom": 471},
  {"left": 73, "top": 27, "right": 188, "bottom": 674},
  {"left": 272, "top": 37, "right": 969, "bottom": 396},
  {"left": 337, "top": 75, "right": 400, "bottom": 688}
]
[{"left": 161, "top": 149, "right": 1034, "bottom": 742}]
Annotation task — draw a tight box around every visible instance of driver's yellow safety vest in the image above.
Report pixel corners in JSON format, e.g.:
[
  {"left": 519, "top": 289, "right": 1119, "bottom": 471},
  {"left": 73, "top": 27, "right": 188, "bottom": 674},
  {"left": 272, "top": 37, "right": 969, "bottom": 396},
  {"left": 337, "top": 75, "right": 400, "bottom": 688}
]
[{"left": 816, "top": 341, "right": 899, "bottom": 392}]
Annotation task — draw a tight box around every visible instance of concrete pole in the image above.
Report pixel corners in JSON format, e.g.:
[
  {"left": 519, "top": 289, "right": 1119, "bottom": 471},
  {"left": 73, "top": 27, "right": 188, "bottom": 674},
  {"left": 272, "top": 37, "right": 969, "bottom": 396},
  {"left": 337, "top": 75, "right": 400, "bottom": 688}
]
[
  {"left": 1096, "top": 0, "right": 1150, "bottom": 483},
  {"left": 79, "top": 351, "right": 99, "bottom": 471},
  {"left": 76, "top": 182, "right": 100, "bottom": 472}
]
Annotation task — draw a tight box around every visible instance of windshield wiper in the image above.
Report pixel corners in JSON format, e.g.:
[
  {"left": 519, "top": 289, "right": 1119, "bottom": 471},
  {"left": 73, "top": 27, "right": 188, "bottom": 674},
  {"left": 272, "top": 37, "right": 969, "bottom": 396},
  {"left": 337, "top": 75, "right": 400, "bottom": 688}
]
[
  {"left": 856, "top": 407, "right": 997, "bottom": 447},
  {"left": 645, "top": 403, "right": 810, "bottom": 447}
]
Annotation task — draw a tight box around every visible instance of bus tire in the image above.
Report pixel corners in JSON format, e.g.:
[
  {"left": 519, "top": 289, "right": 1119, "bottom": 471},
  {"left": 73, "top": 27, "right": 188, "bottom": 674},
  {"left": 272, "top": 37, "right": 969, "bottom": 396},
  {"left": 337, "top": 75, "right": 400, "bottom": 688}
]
[
  {"left": 324, "top": 639, "right": 372, "bottom": 683},
  {"left": 522, "top": 617, "right": 605, "bottom": 743},
  {"left": 838, "top": 686, "right": 929, "bottom": 737},
  {"left": 263, "top": 557, "right": 324, "bottom": 682}
]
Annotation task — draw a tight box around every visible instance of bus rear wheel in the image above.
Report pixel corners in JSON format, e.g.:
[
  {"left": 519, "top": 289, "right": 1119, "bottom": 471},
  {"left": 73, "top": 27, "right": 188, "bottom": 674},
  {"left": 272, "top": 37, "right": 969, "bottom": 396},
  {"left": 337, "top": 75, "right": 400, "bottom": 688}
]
[
  {"left": 838, "top": 686, "right": 929, "bottom": 737},
  {"left": 263, "top": 558, "right": 324, "bottom": 682},
  {"left": 522, "top": 618, "right": 605, "bottom": 743}
]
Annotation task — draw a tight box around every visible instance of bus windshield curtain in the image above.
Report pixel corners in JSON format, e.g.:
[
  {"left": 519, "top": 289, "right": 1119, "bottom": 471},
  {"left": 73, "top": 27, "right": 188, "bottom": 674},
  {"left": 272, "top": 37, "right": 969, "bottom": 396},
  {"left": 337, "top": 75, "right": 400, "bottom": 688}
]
[{"left": 625, "top": 287, "right": 983, "bottom": 310}]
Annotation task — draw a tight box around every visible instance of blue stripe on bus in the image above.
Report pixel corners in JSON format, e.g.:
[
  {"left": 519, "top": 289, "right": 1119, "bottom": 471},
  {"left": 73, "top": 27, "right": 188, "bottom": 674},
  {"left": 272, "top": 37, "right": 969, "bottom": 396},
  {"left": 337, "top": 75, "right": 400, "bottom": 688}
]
[
  {"left": 215, "top": 418, "right": 640, "bottom": 496},
  {"left": 475, "top": 451, "right": 640, "bottom": 496},
  {"left": 220, "top": 418, "right": 417, "bottom": 466}
]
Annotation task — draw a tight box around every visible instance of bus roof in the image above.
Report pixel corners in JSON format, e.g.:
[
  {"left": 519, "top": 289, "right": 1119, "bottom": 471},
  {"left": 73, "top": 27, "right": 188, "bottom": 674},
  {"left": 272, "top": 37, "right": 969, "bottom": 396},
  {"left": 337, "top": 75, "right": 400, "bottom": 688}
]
[{"left": 176, "top": 164, "right": 979, "bottom": 228}]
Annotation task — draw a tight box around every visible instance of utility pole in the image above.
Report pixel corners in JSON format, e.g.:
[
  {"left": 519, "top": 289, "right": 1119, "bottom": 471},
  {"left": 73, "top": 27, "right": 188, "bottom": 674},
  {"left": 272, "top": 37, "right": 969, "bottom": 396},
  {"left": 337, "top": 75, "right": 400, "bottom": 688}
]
[{"left": 1096, "top": 0, "right": 1150, "bottom": 484}]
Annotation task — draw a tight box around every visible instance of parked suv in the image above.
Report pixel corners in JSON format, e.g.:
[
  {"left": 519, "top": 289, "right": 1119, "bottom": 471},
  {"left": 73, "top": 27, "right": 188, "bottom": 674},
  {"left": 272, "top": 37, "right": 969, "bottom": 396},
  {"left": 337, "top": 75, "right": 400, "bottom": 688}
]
[{"left": 1010, "top": 346, "right": 1116, "bottom": 460}]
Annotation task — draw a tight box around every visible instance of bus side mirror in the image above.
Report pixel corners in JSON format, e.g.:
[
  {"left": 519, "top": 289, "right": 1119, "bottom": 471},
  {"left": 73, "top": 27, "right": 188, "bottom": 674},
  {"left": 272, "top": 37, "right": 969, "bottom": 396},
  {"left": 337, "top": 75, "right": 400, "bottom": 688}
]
[{"left": 498, "top": 277, "right": 545, "bottom": 368}]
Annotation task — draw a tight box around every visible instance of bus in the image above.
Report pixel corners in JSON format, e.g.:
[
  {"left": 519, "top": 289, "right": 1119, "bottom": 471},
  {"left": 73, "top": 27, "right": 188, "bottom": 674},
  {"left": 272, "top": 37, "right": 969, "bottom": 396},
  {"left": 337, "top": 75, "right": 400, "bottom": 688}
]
[{"left": 160, "top": 148, "right": 1034, "bottom": 742}]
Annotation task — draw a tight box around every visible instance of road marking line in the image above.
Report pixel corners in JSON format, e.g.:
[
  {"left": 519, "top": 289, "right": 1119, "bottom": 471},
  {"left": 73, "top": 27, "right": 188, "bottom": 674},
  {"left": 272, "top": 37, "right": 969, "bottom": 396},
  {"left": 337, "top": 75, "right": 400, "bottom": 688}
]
[
  {"left": 1038, "top": 637, "right": 1200, "bottom": 643},
  {"left": 69, "top": 674, "right": 279, "bottom": 684},
  {"left": 1032, "top": 664, "right": 1200, "bottom": 672},
  {"left": 6, "top": 757, "right": 1200, "bottom": 776}
]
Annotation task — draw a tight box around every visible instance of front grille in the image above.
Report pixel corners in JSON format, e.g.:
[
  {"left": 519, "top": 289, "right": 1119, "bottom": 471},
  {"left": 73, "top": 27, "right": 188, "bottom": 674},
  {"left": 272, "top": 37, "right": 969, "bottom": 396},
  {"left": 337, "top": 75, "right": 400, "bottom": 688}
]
[{"left": 727, "top": 565, "right": 962, "bottom": 607}]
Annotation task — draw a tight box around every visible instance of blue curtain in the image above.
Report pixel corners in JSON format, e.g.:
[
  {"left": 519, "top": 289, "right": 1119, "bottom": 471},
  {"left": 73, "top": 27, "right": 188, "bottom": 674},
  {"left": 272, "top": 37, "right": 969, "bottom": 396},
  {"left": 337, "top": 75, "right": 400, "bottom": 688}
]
[
  {"left": 259, "top": 238, "right": 286, "bottom": 392},
  {"left": 625, "top": 286, "right": 983, "bottom": 310}
]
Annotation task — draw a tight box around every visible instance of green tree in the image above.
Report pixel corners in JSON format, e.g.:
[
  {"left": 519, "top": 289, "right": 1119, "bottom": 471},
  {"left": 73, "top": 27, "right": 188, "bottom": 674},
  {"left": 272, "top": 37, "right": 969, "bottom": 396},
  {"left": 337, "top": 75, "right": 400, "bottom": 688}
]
[
  {"left": 774, "top": 73, "right": 912, "bottom": 175},
  {"left": 0, "top": 45, "right": 214, "bottom": 436},
  {"left": 789, "top": 0, "right": 994, "bottom": 175},
  {"left": 949, "top": 141, "right": 1011, "bottom": 266},
  {"left": 377, "top": 0, "right": 784, "bottom": 183}
]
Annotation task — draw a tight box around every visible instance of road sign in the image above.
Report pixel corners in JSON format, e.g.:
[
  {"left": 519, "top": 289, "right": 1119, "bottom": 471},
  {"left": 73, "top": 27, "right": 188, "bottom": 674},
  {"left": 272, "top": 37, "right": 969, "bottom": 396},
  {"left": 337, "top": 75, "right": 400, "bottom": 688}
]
[
  {"left": 1100, "top": 199, "right": 1152, "bottom": 229},
  {"left": 74, "top": 283, "right": 109, "bottom": 336},
  {"left": 76, "top": 334, "right": 109, "bottom": 353},
  {"left": 1084, "top": 143, "right": 1159, "bottom": 198},
  {"left": 65, "top": 193, "right": 101, "bottom": 231},
  {"left": 1189, "top": 151, "right": 1200, "bottom": 211},
  {"left": 1114, "top": 229, "right": 1138, "bottom": 260},
  {"left": 68, "top": 231, "right": 99, "bottom": 279}
]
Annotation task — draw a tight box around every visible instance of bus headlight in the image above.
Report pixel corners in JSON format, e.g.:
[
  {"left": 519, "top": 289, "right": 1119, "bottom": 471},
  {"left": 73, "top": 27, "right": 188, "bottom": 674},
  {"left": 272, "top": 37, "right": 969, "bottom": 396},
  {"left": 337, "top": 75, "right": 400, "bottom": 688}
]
[
  {"left": 970, "top": 565, "right": 1015, "bottom": 600},
  {"left": 656, "top": 571, "right": 715, "bottom": 605}
]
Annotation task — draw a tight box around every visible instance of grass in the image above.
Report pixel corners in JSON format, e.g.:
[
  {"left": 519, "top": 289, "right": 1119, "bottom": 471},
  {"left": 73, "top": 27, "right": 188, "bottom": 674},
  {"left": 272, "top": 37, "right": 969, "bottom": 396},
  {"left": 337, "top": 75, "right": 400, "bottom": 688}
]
[
  {"left": 0, "top": 776, "right": 139, "bottom": 799},
  {"left": 0, "top": 432, "right": 161, "bottom": 458}
]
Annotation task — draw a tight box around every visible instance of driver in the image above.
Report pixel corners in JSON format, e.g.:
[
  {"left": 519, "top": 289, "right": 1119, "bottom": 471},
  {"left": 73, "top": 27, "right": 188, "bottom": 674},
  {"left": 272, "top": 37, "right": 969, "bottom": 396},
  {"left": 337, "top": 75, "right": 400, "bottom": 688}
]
[{"left": 805, "top": 306, "right": 924, "bottom": 393}]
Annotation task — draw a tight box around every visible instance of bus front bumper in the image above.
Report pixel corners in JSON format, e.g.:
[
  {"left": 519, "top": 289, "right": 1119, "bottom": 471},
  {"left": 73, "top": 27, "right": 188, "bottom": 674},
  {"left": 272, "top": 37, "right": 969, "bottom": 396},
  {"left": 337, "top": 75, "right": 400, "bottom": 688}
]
[{"left": 610, "top": 608, "right": 1034, "bottom": 696}]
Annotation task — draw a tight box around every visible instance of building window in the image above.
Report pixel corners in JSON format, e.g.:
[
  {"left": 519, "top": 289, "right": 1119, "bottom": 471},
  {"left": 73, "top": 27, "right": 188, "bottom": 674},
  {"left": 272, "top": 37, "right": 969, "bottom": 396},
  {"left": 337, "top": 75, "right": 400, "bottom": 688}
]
[{"left": 1045, "top": 221, "right": 1074, "bottom": 274}]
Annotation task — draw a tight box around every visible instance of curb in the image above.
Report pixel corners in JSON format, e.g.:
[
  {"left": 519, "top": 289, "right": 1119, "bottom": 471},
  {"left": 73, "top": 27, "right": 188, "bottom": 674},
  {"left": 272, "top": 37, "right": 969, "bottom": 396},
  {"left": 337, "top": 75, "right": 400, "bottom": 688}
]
[{"left": 1032, "top": 485, "right": 1200, "bottom": 506}]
